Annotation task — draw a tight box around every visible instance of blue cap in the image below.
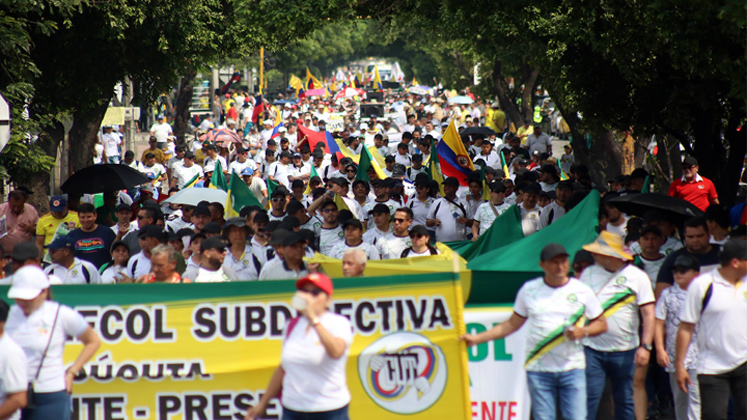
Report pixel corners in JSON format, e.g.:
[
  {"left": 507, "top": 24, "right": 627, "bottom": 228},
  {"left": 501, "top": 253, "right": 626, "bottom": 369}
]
[
  {"left": 46, "top": 235, "right": 75, "bottom": 250},
  {"left": 241, "top": 167, "right": 255, "bottom": 176},
  {"left": 49, "top": 195, "right": 68, "bottom": 212}
]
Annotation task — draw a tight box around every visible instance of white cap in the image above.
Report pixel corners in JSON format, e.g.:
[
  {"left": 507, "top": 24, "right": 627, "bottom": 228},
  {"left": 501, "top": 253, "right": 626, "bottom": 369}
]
[
  {"left": 204, "top": 163, "right": 216, "bottom": 172},
  {"left": 278, "top": 127, "right": 287, "bottom": 133},
  {"left": 360, "top": 123, "right": 369, "bottom": 130},
  {"left": 263, "top": 119, "right": 273, "bottom": 126},
  {"left": 8, "top": 266, "right": 50, "bottom": 300}
]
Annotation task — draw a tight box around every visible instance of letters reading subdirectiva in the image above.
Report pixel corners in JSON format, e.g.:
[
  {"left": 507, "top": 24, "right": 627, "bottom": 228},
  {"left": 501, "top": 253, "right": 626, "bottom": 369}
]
[
  {"left": 74, "top": 296, "right": 452, "bottom": 344},
  {"left": 191, "top": 296, "right": 452, "bottom": 341}
]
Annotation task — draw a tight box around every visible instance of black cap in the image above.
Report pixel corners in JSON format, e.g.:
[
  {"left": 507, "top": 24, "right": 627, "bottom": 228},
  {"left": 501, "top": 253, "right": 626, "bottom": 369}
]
[
  {"left": 298, "top": 229, "right": 316, "bottom": 243},
  {"left": 682, "top": 156, "right": 698, "bottom": 166},
  {"left": 540, "top": 243, "right": 569, "bottom": 262},
  {"left": 115, "top": 203, "right": 132, "bottom": 212},
  {"left": 640, "top": 225, "right": 663, "bottom": 237},
  {"left": 409, "top": 225, "right": 428, "bottom": 236},
  {"left": 184, "top": 151, "right": 196, "bottom": 159},
  {"left": 719, "top": 238, "right": 747, "bottom": 264},
  {"left": 540, "top": 164, "right": 558, "bottom": 174},
  {"left": 369, "top": 203, "right": 391, "bottom": 214},
  {"left": 671, "top": 254, "right": 700, "bottom": 271},
  {"left": 270, "top": 229, "right": 291, "bottom": 246},
  {"left": 223, "top": 217, "right": 247, "bottom": 230},
  {"left": 630, "top": 168, "right": 649, "bottom": 180},
  {"left": 282, "top": 232, "right": 306, "bottom": 247},
  {"left": 9, "top": 241, "right": 39, "bottom": 260},
  {"left": 194, "top": 205, "right": 211, "bottom": 217},
  {"left": 200, "top": 236, "right": 226, "bottom": 252},
  {"left": 522, "top": 183, "right": 540, "bottom": 194},
  {"left": 283, "top": 215, "right": 301, "bottom": 228},
  {"left": 556, "top": 180, "right": 574, "bottom": 190},
  {"left": 279, "top": 151, "right": 292, "bottom": 159},
  {"left": 573, "top": 249, "right": 594, "bottom": 265},
  {"left": 110, "top": 240, "right": 130, "bottom": 254},
  {"left": 442, "top": 176, "right": 459, "bottom": 186},
  {"left": 202, "top": 222, "right": 222, "bottom": 234},
  {"left": 138, "top": 225, "right": 165, "bottom": 239},
  {"left": 342, "top": 219, "right": 363, "bottom": 230},
  {"left": 270, "top": 188, "right": 287, "bottom": 199}
]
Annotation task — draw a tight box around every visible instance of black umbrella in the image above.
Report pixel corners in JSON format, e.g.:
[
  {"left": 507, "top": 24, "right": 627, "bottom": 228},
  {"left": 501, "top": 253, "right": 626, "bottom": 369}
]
[
  {"left": 460, "top": 126, "right": 496, "bottom": 138},
  {"left": 608, "top": 193, "right": 704, "bottom": 224},
  {"left": 60, "top": 164, "right": 150, "bottom": 194}
]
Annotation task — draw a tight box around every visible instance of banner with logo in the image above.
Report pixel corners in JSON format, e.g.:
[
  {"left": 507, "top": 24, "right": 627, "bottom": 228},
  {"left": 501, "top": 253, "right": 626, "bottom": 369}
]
[
  {"left": 465, "top": 306, "right": 530, "bottom": 420},
  {"left": 1, "top": 273, "right": 470, "bottom": 420}
]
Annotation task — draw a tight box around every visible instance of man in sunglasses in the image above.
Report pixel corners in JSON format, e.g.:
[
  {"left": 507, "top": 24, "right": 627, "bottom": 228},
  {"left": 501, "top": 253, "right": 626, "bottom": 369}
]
[
  {"left": 361, "top": 179, "right": 399, "bottom": 230},
  {"left": 317, "top": 201, "right": 344, "bottom": 257},
  {"left": 259, "top": 232, "right": 310, "bottom": 280},
  {"left": 268, "top": 189, "right": 288, "bottom": 221},
  {"left": 380, "top": 208, "right": 414, "bottom": 259}
]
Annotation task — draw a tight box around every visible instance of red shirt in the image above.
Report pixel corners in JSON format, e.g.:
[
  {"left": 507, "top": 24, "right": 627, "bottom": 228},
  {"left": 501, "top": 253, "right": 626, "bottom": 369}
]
[{"left": 667, "top": 174, "right": 718, "bottom": 211}]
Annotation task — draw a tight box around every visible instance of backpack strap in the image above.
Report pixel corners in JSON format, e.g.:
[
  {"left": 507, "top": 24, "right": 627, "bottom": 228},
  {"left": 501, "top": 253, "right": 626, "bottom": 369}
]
[
  {"left": 701, "top": 281, "right": 714, "bottom": 314},
  {"left": 82, "top": 264, "right": 91, "bottom": 284}
]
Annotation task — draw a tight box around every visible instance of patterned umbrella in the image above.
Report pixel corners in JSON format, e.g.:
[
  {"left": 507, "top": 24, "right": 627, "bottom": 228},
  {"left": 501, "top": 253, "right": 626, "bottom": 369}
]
[{"left": 200, "top": 128, "right": 242, "bottom": 145}]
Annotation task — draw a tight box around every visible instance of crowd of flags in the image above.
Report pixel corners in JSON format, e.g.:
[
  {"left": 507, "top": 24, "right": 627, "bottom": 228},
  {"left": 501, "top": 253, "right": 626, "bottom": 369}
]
[{"left": 284, "top": 64, "right": 395, "bottom": 98}]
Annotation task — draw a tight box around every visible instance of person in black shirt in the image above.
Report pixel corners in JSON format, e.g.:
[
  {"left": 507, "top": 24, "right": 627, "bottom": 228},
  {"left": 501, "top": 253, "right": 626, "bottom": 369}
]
[{"left": 656, "top": 217, "right": 720, "bottom": 297}]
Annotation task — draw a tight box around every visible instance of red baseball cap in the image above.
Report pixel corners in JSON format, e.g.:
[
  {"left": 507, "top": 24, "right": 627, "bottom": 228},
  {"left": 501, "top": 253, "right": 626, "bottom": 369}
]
[{"left": 296, "top": 273, "right": 334, "bottom": 296}]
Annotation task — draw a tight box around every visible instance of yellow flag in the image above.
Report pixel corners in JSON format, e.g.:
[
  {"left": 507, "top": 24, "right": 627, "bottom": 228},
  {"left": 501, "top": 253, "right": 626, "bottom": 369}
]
[{"left": 373, "top": 65, "right": 383, "bottom": 91}]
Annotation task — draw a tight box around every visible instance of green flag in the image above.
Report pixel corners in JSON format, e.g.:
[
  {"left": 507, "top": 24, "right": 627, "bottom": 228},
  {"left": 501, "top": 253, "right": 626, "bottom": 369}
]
[
  {"left": 305, "top": 165, "right": 320, "bottom": 194},
  {"left": 641, "top": 175, "right": 651, "bottom": 193},
  {"left": 210, "top": 160, "right": 228, "bottom": 192},
  {"left": 225, "top": 172, "right": 263, "bottom": 218},
  {"left": 355, "top": 147, "right": 376, "bottom": 182}
]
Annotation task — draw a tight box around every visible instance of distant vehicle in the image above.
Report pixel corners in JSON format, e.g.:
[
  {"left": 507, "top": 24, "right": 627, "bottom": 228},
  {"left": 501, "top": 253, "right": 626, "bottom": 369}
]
[{"left": 366, "top": 62, "right": 393, "bottom": 81}]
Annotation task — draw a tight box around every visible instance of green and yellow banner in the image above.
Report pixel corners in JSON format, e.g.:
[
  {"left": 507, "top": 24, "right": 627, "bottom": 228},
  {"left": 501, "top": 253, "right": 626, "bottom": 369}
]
[{"left": 2, "top": 273, "right": 470, "bottom": 420}]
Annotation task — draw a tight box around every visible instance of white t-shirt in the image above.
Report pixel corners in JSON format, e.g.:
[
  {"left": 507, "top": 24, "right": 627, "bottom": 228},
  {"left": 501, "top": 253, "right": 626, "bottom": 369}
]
[
  {"left": 268, "top": 162, "right": 290, "bottom": 188},
  {"left": 427, "top": 197, "right": 469, "bottom": 242},
  {"left": 6, "top": 302, "right": 88, "bottom": 392},
  {"left": 520, "top": 204, "right": 541, "bottom": 236},
  {"left": 204, "top": 155, "right": 228, "bottom": 173},
  {"left": 44, "top": 258, "right": 102, "bottom": 284},
  {"left": 0, "top": 333, "right": 27, "bottom": 420},
  {"left": 629, "top": 235, "right": 683, "bottom": 256},
  {"left": 679, "top": 270, "right": 747, "bottom": 374},
  {"left": 329, "top": 241, "right": 381, "bottom": 261},
  {"left": 606, "top": 216, "right": 630, "bottom": 240},
  {"left": 361, "top": 199, "right": 399, "bottom": 230},
  {"left": 538, "top": 201, "right": 566, "bottom": 230},
  {"left": 636, "top": 255, "right": 666, "bottom": 289},
  {"left": 514, "top": 277, "right": 603, "bottom": 372},
  {"left": 222, "top": 245, "right": 259, "bottom": 281},
  {"left": 127, "top": 251, "right": 152, "bottom": 279},
  {"left": 100, "top": 264, "right": 127, "bottom": 284},
  {"left": 319, "top": 226, "right": 344, "bottom": 256},
  {"left": 150, "top": 122, "right": 173, "bottom": 143},
  {"left": 229, "top": 159, "right": 256, "bottom": 177},
  {"left": 407, "top": 196, "right": 434, "bottom": 227},
  {"left": 580, "top": 264, "right": 655, "bottom": 352},
  {"left": 379, "top": 233, "right": 412, "bottom": 259},
  {"left": 281, "top": 313, "right": 353, "bottom": 412},
  {"left": 173, "top": 164, "right": 204, "bottom": 189},
  {"left": 194, "top": 267, "right": 231, "bottom": 283},
  {"left": 258, "top": 259, "right": 309, "bottom": 281},
  {"left": 101, "top": 133, "right": 121, "bottom": 157},
  {"left": 474, "top": 202, "right": 511, "bottom": 235}
]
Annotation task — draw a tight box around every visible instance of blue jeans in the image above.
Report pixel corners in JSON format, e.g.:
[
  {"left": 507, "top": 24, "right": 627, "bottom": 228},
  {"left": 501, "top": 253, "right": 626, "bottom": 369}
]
[
  {"left": 526, "top": 369, "right": 587, "bottom": 420},
  {"left": 107, "top": 156, "right": 121, "bottom": 164},
  {"left": 21, "top": 390, "right": 71, "bottom": 420},
  {"left": 282, "top": 405, "right": 348, "bottom": 420},
  {"left": 585, "top": 347, "right": 636, "bottom": 420}
]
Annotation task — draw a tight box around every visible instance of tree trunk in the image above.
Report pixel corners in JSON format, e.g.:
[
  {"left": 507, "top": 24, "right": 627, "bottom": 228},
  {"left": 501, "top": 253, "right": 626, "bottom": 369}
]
[
  {"left": 26, "top": 122, "right": 65, "bottom": 212},
  {"left": 174, "top": 69, "right": 197, "bottom": 146},
  {"left": 521, "top": 69, "right": 539, "bottom": 121},
  {"left": 453, "top": 52, "right": 473, "bottom": 82},
  {"left": 491, "top": 60, "right": 522, "bottom": 127},
  {"left": 69, "top": 99, "right": 110, "bottom": 172}
]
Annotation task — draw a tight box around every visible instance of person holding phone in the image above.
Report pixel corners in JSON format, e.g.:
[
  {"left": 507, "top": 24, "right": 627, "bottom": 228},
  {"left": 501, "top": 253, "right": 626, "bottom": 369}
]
[{"left": 245, "top": 273, "right": 353, "bottom": 420}]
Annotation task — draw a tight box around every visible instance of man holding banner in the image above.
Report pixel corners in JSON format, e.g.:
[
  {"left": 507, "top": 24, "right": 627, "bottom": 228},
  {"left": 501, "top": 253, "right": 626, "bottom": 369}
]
[{"left": 461, "top": 244, "right": 608, "bottom": 420}]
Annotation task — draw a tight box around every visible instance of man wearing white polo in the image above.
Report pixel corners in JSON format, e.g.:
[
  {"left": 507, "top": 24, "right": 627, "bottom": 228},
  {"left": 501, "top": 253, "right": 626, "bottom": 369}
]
[
  {"left": 675, "top": 239, "right": 747, "bottom": 420},
  {"left": 579, "top": 231, "right": 656, "bottom": 420}
]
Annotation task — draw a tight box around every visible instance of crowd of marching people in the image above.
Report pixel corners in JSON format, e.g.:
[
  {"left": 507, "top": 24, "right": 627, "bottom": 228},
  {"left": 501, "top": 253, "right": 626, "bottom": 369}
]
[{"left": 0, "top": 85, "right": 745, "bottom": 420}]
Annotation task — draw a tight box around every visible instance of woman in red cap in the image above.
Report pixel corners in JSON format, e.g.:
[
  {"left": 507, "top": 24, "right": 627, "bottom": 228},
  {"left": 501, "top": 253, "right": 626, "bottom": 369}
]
[{"left": 245, "top": 273, "right": 353, "bottom": 420}]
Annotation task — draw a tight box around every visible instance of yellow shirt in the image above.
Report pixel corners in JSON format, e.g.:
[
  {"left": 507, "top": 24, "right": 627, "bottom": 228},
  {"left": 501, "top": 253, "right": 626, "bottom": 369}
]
[
  {"left": 485, "top": 108, "right": 498, "bottom": 131},
  {"left": 492, "top": 110, "right": 507, "bottom": 132},
  {"left": 516, "top": 125, "right": 533, "bottom": 146},
  {"left": 36, "top": 211, "right": 79, "bottom": 250}
]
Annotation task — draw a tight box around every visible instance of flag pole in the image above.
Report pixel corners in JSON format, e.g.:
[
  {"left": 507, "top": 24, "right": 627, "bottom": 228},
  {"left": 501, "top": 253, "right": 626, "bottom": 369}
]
[{"left": 259, "top": 47, "right": 264, "bottom": 95}]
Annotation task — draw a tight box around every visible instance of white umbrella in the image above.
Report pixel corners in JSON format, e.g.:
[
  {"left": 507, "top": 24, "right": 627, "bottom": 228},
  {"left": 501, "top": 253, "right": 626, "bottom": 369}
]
[
  {"left": 334, "top": 87, "right": 366, "bottom": 100},
  {"left": 162, "top": 188, "right": 227, "bottom": 206},
  {"left": 408, "top": 86, "right": 432, "bottom": 96},
  {"left": 448, "top": 95, "right": 474, "bottom": 104}
]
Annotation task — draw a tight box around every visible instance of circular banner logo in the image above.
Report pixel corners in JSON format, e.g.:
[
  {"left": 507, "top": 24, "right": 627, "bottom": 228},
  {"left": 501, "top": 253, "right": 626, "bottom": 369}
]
[
  {"left": 358, "top": 332, "right": 447, "bottom": 414},
  {"left": 456, "top": 155, "right": 471, "bottom": 168}
]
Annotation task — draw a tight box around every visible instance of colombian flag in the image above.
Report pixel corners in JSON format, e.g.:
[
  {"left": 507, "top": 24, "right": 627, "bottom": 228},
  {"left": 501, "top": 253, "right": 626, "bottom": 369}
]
[
  {"left": 306, "top": 68, "right": 322, "bottom": 90},
  {"left": 269, "top": 122, "right": 283, "bottom": 139},
  {"left": 436, "top": 118, "right": 475, "bottom": 185},
  {"left": 373, "top": 65, "right": 383, "bottom": 91},
  {"left": 354, "top": 72, "right": 363, "bottom": 88},
  {"left": 288, "top": 75, "right": 304, "bottom": 92}
]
